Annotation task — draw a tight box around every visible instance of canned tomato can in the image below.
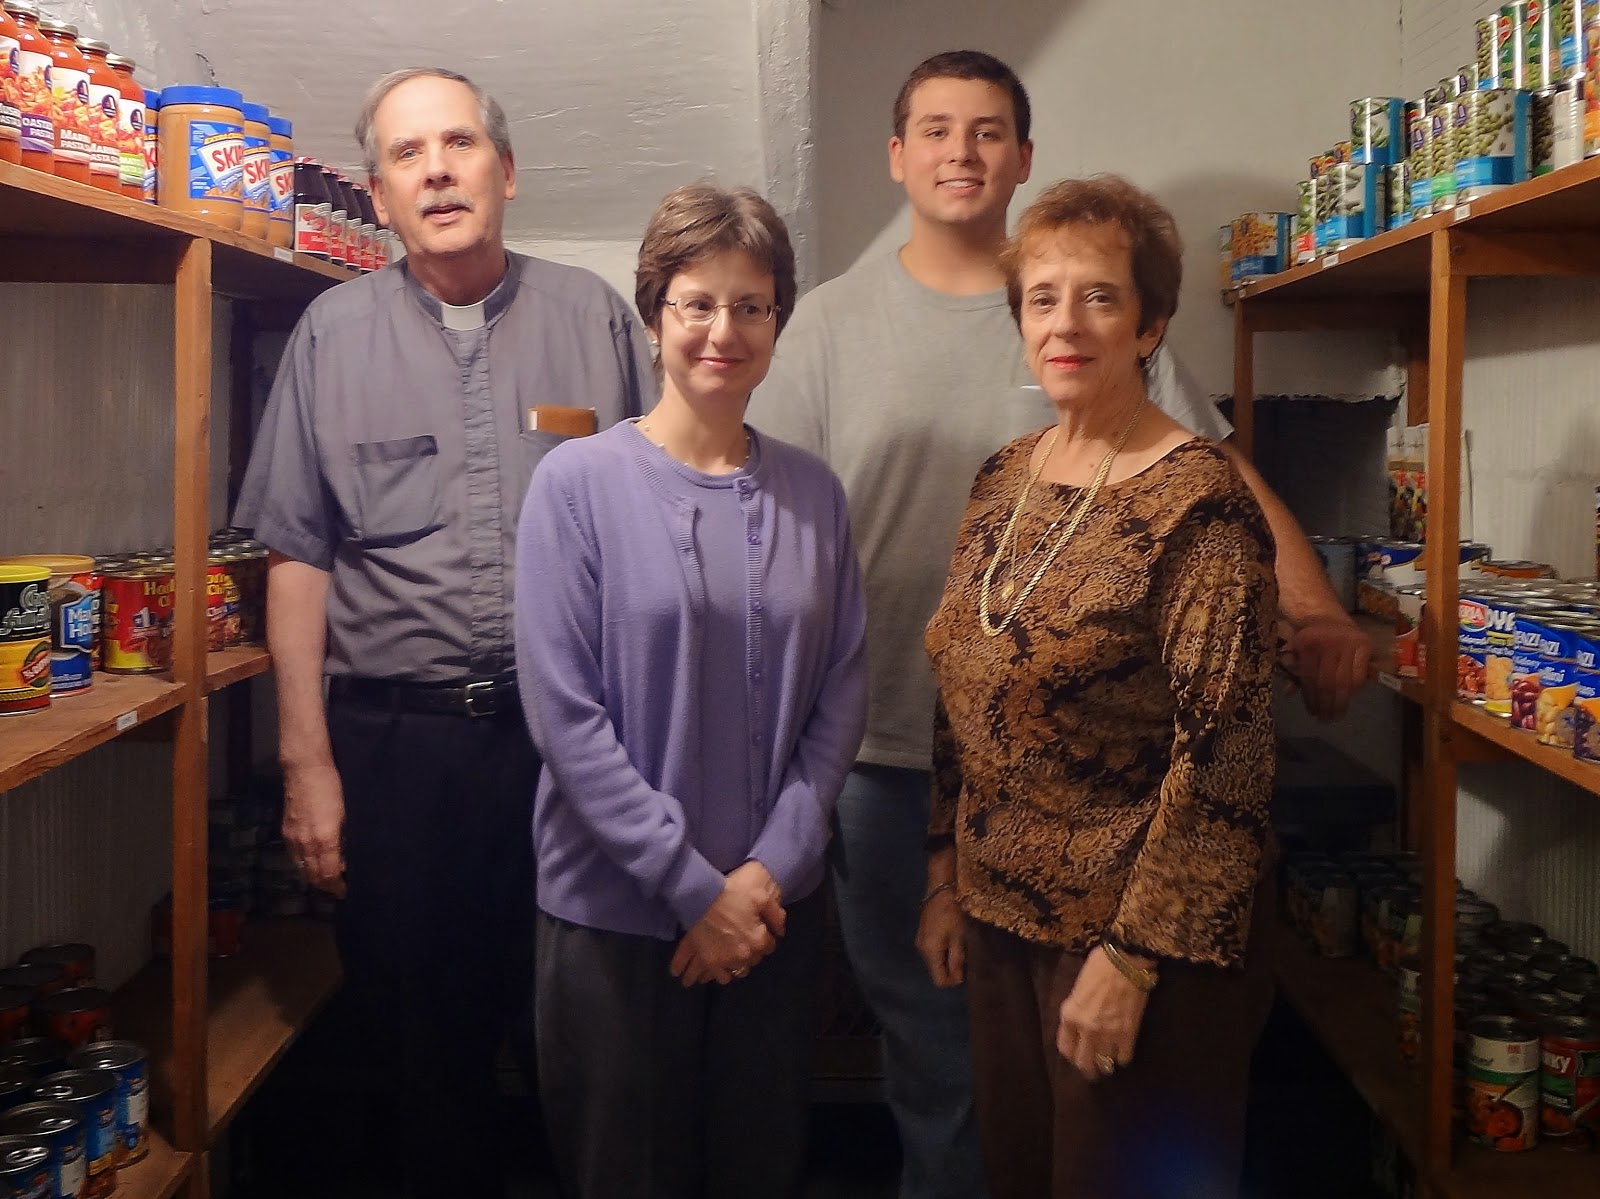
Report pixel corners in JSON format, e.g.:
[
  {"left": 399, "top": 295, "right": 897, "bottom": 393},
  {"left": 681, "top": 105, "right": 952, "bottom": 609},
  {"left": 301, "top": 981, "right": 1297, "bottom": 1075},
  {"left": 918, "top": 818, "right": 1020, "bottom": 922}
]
[
  {"left": 66, "top": 1042, "right": 147, "bottom": 1165},
  {"left": 1351, "top": 97, "right": 1406, "bottom": 164},
  {"left": 0, "top": 557, "right": 102, "bottom": 695},
  {"left": 31, "top": 990, "right": 112, "bottom": 1051},
  {"left": 1457, "top": 87, "right": 1532, "bottom": 201},
  {"left": 18, "top": 947, "right": 93, "bottom": 992},
  {"left": 102, "top": 567, "right": 176, "bottom": 673},
  {"left": 0, "top": 990, "right": 32, "bottom": 1045},
  {"left": 1468, "top": 1014, "right": 1541, "bottom": 1151},
  {"left": 0, "top": 1103, "right": 86, "bottom": 1199},
  {"left": 1540, "top": 1014, "right": 1600, "bottom": 1139},
  {"left": 0, "top": 565, "right": 53, "bottom": 717},
  {"left": 0, "top": 1134, "right": 54, "bottom": 1199},
  {"left": 29, "top": 1072, "right": 116, "bottom": 1196}
]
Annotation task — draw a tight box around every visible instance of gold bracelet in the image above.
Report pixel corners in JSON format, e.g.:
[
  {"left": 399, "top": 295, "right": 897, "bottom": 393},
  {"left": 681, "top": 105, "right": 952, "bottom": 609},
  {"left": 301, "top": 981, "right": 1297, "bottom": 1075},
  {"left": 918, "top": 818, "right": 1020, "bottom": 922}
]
[
  {"left": 921, "top": 880, "right": 956, "bottom": 906},
  {"left": 1102, "top": 941, "right": 1158, "bottom": 993}
]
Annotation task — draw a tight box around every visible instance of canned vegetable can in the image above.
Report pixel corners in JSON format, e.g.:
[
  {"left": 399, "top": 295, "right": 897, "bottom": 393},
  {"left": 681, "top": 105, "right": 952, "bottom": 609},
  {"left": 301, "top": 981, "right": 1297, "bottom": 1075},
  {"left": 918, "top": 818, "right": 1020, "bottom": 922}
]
[
  {"left": 1467, "top": 1014, "right": 1540, "bottom": 1151},
  {"left": 1351, "top": 97, "right": 1405, "bottom": 164},
  {"left": 1457, "top": 87, "right": 1532, "bottom": 201}
]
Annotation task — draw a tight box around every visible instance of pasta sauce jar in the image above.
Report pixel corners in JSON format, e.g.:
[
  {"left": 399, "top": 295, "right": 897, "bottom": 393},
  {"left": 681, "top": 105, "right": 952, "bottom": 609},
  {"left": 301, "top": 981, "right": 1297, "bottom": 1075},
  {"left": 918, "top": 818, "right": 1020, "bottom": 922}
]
[
  {"left": 156, "top": 84, "right": 244, "bottom": 230},
  {"left": 103, "top": 54, "right": 145, "bottom": 200},
  {"left": 74, "top": 38, "right": 122, "bottom": 193},
  {"left": 35, "top": 19, "right": 90, "bottom": 184},
  {"left": 0, "top": 2, "right": 23, "bottom": 164},
  {"left": 4, "top": 1, "right": 53, "bottom": 173}
]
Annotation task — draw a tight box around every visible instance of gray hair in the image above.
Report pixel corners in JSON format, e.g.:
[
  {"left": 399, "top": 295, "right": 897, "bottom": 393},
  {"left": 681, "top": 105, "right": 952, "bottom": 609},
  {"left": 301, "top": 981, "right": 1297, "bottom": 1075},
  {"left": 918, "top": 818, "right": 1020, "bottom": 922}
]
[{"left": 355, "top": 67, "right": 513, "bottom": 177}]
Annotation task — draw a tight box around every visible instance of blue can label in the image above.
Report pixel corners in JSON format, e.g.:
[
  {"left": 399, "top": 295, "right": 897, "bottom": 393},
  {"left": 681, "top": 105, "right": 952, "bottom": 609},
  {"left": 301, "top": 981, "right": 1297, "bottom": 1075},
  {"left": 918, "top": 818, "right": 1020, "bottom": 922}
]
[
  {"left": 84, "top": 1094, "right": 116, "bottom": 1174},
  {"left": 51, "top": 579, "right": 98, "bottom": 694},
  {"left": 186, "top": 119, "right": 245, "bottom": 202},
  {"left": 120, "top": 1055, "right": 149, "bottom": 1154}
]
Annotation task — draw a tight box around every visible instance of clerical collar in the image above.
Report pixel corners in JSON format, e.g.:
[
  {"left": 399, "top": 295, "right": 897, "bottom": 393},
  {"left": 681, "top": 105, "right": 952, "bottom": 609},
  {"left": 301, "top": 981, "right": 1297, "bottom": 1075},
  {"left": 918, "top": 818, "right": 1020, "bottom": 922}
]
[{"left": 440, "top": 300, "right": 486, "bottom": 330}]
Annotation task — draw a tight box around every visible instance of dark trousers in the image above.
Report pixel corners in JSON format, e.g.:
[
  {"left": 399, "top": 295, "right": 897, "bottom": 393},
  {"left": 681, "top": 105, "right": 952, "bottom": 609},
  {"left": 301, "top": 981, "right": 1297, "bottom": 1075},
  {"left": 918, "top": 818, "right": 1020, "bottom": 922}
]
[
  {"left": 329, "top": 696, "right": 539, "bottom": 1199},
  {"left": 964, "top": 881, "right": 1275, "bottom": 1199},
  {"left": 534, "top": 892, "right": 826, "bottom": 1199}
]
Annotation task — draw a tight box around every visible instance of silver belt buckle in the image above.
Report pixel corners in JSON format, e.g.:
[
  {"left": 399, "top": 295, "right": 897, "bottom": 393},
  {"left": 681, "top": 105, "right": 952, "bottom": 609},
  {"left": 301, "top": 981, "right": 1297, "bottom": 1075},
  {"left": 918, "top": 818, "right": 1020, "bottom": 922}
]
[{"left": 463, "top": 680, "right": 498, "bottom": 717}]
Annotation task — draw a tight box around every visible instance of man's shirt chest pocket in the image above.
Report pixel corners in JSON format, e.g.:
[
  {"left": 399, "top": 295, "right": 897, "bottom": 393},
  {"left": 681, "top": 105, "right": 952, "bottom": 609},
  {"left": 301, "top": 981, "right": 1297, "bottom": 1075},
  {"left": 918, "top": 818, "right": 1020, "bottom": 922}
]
[{"left": 350, "top": 435, "right": 445, "bottom": 546}]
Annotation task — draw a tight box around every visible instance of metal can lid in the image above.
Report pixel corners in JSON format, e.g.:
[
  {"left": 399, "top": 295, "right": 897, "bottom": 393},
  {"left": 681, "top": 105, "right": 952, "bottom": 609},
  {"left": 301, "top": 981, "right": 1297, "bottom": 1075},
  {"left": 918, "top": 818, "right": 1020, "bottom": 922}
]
[
  {"left": 0, "top": 1134, "right": 52, "bottom": 1173},
  {"left": 31, "top": 1069, "right": 114, "bottom": 1105},
  {"left": 0, "top": 966, "right": 61, "bottom": 992},
  {"left": 1469, "top": 1013, "right": 1540, "bottom": 1041},
  {"left": 0, "top": 1039, "right": 68, "bottom": 1073},
  {"left": 1540, "top": 1012, "right": 1600, "bottom": 1042},
  {"left": 66, "top": 1041, "right": 145, "bottom": 1073},
  {"left": 0, "top": 565, "right": 49, "bottom": 585},
  {"left": 0, "top": 987, "right": 32, "bottom": 1010},
  {"left": 19, "top": 944, "right": 94, "bottom": 969},
  {"left": 33, "top": 988, "right": 112, "bottom": 1016},
  {"left": 0, "top": 1101, "right": 83, "bottom": 1135}
]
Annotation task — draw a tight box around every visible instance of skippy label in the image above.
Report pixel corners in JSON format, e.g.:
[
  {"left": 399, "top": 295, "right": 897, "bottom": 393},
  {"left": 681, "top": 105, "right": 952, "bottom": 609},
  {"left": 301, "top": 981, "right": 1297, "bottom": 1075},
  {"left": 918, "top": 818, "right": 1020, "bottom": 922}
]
[
  {"left": 187, "top": 119, "right": 244, "bottom": 201},
  {"left": 241, "top": 131, "right": 272, "bottom": 209},
  {"left": 268, "top": 149, "right": 294, "bottom": 217}
]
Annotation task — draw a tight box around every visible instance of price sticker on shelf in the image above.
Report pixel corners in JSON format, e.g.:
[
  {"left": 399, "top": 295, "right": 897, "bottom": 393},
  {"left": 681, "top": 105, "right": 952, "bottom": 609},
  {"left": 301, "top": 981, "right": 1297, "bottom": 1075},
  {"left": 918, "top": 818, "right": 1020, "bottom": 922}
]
[
  {"left": 1378, "top": 672, "right": 1403, "bottom": 694},
  {"left": 1322, "top": 253, "right": 1340, "bottom": 269},
  {"left": 1454, "top": 205, "right": 1471, "bottom": 221},
  {"left": 272, "top": 247, "right": 294, "bottom": 263},
  {"left": 115, "top": 711, "right": 138, "bottom": 732}
]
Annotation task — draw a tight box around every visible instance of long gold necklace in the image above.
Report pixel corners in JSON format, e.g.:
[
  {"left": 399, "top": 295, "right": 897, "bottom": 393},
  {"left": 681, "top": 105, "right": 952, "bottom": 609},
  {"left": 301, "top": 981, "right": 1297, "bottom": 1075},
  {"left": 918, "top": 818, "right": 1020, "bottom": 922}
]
[{"left": 978, "top": 401, "right": 1145, "bottom": 637}]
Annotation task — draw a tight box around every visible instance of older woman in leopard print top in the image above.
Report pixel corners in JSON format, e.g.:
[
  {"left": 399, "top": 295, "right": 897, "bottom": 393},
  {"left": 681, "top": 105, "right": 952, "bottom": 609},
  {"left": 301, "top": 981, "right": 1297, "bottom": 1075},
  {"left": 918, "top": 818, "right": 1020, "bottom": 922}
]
[{"left": 917, "top": 176, "right": 1278, "bottom": 1199}]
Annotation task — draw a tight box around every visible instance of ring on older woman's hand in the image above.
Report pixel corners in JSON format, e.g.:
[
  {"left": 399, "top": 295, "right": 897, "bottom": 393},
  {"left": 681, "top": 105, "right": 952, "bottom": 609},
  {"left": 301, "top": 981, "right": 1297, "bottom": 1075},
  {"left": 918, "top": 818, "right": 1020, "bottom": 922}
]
[
  {"left": 1094, "top": 1053, "right": 1116, "bottom": 1075},
  {"left": 731, "top": 967, "right": 747, "bottom": 979}
]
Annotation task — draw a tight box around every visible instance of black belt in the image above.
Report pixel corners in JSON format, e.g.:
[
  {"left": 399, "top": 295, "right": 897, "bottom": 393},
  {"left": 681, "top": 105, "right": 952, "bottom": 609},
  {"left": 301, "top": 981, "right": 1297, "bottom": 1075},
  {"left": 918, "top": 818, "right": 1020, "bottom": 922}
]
[{"left": 329, "top": 674, "right": 520, "bottom": 719}]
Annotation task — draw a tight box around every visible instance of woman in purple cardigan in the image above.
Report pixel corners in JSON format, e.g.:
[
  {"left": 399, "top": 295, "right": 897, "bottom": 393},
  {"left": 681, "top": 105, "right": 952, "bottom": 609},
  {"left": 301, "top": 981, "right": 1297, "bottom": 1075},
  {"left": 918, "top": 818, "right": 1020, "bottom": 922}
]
[{"left": 514, "top": 185, "right": 869, "bottom": 1199}]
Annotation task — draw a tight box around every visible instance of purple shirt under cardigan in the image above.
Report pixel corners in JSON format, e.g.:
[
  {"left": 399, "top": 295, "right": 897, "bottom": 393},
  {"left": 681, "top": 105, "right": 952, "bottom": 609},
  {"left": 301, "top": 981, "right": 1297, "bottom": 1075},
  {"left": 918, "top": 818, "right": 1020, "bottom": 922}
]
[{"left": 514, "top": 420, "right": 869, "bottom": 940}]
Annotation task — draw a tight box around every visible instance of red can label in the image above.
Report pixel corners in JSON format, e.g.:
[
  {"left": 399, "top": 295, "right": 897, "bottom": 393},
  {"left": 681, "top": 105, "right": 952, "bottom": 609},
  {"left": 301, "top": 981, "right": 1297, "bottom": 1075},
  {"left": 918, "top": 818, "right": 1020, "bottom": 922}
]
[
  {"left": 1541, "top": 1024, "right": 1600, "bottom": 1138},
  {"left": 103, "top": 570, "right": 175, "bottom": 673}
]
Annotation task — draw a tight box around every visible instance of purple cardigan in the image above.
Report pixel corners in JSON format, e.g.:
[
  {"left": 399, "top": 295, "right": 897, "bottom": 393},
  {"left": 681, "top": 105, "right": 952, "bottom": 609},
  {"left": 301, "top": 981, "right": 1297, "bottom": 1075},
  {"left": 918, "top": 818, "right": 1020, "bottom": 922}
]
[{"left": 514, "top": 421, "right": 868, "bottom": 939}]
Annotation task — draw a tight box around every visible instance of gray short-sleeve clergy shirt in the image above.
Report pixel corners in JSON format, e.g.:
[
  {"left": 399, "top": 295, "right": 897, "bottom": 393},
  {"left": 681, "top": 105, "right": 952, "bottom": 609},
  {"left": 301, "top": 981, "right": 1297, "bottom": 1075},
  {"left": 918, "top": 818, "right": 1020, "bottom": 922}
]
[{"left": 235, "top": 252, "right": 654, "bottom": 682}]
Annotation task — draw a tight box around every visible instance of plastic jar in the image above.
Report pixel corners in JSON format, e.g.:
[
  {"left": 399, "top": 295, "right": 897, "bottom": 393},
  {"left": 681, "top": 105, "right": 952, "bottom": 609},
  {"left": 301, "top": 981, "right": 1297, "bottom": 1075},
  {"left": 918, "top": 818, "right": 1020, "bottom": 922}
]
[
  {"left": 140, "top": 89, "right": 159, "bottom": 202},
  {"left": 266, "top": 114, "right": 294, "bottom": 248},
  {"left": 5, "top": 1, "right": 54, "bottom": 173},
  {"left": 0, "top": 2, "right": 23, "bottom": 165},
  {"left": 36, "top": 19, "right": 91, "bottom": 184},
  {"left": 75, "top": 38, "right": 122, "bottom": 193},
  {"left": 157, "top": 85, "right": 243, "bottom": 230},
  {"left": 103, "top": 54, "right": 144, "bottom": 200},
  {"left": 239, "top": 101, "right": 271, "bottom": 240},
  {"left": 322, "top": 166, "right": 347, "bottom": 266}
]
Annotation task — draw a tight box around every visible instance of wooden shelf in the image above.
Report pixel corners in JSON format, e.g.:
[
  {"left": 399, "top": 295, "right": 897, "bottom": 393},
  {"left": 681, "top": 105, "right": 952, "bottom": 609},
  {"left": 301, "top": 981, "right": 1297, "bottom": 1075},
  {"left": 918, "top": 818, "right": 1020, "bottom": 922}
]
[
  {"left": 1232, "top": 155, "right": 1600, "bottom": 305},
  {"left": 1452, "top": 702, "right": 1600, "bottom": 798},
  {"left": 0, "top": 161, "right": 355, "bottom": 301},
  {"left": 115, "top": 1129, "right": 192, "bottom": 1199},
  {"left": 1269, "top": 918, "right": 1600, "bottom": 1197},
  {"left": 115, "top": 918, "right": 342, "bottom": 1144},
  {"left": 0, "top": 647, "right": 272, "bottom": 794}
]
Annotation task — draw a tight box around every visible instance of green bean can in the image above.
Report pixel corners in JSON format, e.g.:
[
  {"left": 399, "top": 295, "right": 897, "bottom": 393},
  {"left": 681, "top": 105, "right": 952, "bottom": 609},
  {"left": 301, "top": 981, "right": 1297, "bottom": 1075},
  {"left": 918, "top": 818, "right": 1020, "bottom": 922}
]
[
  {"left": 1478, "top": 15, "right": 1504, "bottom": 88},
  {"left": 1293, "top": 181, "right": 1315, "bottom": 264},
  {"left": 1528, "top": 0, "right": 1557, "bottom": 88},
  {"left": 1553, "top": 0, "right": 1590, "bottom": 78},
  {"left": 1389, "top": 160, "right": 1412, "bottom": 228},
  {"left": 1458, "top": 87, "right": 1532, "bottom": 200},
  {"left": 1532, "top": 85, "right": 1560, "bottom": 172},
  {"left": 1351, "top": 97, "right": 1405, "bottom": 164},
  {"left": 1502, "top": 2, "right": 1533, "bottom": 89}
]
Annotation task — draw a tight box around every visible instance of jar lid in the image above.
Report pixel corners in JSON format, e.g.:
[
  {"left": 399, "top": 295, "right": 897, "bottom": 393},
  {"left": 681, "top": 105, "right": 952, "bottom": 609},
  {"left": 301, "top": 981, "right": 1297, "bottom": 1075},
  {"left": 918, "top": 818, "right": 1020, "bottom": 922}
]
[
  {"left": 105, "top": 53, "right": 136, "bottom": 70},
  {"left": 144, "top": 88, "right": 161, "bottom": 108},
  {"left": 0, "top": 564, "right": 49, "bottom": 584},
  {"left": 159, "top": 85, "right": 244, "bottom": 109},
  {"left": 268, "top": 114, "right": 293, "bottom": 138},
  {"left": 36, "top": 18, "right": 79, "bottom": 36},
  {"left": 76, "top": 36, "right": 109, "bottom": 53},
  {"left": 241, "top": 100, "right": 270, "bottom": 123},
  {"left": 1, "top": 1, "right": 42, "bottom": 17}
]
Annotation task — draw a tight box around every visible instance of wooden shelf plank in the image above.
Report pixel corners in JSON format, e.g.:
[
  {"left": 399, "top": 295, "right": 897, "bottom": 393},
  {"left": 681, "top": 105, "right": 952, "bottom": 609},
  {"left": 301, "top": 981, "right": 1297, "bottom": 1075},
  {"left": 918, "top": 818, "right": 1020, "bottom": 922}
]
[
  {"left": 0, "top": 648, "right": 273, "bottom": 794},
  {"left": 115, "top": 1129, "right": 192, "bottom": 1199},
  {"left": 115, "top": 918, "right": 342, "bottom": 1145},
  {"left": 1452, "top": 702, "right": 1600, "bottom": 798},
  {"left": 1233, "top": 156, "right": 1600, "bottom": 305},
  {"left": 0, "top": 161, "right": 355, "bottom": 301}
]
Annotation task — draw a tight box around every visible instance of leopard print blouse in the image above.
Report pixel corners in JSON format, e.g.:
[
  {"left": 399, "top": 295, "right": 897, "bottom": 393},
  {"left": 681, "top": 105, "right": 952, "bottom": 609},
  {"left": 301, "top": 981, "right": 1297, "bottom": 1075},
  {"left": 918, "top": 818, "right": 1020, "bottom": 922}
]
[{"left": 925, "top": 433, "right": 1277, "bottom": 968}]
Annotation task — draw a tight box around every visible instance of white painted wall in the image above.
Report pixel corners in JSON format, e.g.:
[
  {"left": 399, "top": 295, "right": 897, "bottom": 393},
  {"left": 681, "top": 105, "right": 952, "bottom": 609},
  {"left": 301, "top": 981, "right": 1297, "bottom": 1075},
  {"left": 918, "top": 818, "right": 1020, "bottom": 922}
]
[{"left": 815, "top": 0, "right": 1405, "bottom": 399}]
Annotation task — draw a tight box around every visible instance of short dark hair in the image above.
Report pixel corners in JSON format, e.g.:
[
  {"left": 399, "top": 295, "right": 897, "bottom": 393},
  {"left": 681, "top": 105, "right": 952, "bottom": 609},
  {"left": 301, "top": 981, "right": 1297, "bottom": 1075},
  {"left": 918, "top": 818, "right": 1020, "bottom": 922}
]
[
  {"left": 1000, "top": 175, "right": 1184, "bottom": 336},
  {"left": 892, "top": 51, "right": 1032, "bottom": 145},
  {"left": 635, "top": 184, "right": 797, "bottom": 336}
]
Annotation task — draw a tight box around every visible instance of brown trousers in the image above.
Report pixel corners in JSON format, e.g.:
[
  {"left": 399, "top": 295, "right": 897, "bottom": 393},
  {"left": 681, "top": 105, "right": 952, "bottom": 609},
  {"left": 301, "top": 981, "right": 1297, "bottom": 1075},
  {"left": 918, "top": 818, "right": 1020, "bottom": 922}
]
[{"left": 964, "top": 884, "right": 1274, "bottom": 1199}]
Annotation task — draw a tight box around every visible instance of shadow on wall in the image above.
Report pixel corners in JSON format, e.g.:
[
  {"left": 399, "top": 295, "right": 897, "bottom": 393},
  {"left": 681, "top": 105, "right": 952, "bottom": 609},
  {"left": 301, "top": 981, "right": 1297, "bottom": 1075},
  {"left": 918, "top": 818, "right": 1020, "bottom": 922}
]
[{"left": 816, "top": 0, "right": 1084, "bottom": 280}]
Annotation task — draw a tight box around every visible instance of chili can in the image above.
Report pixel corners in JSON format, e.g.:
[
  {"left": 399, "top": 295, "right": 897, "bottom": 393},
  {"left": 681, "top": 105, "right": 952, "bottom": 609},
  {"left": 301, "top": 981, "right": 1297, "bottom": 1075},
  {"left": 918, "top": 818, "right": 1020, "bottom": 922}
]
[
  {"left": 0, "top": 1134, "right": 53, "bottom": 1199},
  {"left": 67, "top": 1042, "right": 147, "bottom": 1164},
  {"left": 29, "top": 1071, "right": 115, "bottom": 1196},
  {"left": 1467, "top": 1014, "right": 1541, "bottom": 1151},
  {"left": 102, "top": 567, "right": 175, "bottom": 673},
  {"left": 0, "top": 969, "right": 61, "bottom": 1001},
  {"left": 1539, "top": 1014, "right": 1600, "bottom": 1139},
  {"left": 30, "top": 989, "right": 111, "bottom": 1050},
  {"left": 0, "top": 565, "right": 52, "bottom": 716},
  {"left": 18, "top": 947, "right": 93, "bottom": 991},
  {"left": 0, "top": 1103, "right": 86, "bottom": 1199}
]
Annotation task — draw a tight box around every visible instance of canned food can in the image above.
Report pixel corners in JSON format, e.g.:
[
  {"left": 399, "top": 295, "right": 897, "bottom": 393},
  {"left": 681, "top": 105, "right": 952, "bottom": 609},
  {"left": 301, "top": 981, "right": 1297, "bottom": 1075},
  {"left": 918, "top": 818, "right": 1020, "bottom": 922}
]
[
  {"left": 237, "top": 547, "right": 268, "bottom": 642},
  {"left": 17, "top": 947, "right": 93, "bottom": 992},
  {"left": 1586, "top": 18, "right": 1600, "bottom": 154},
  {"left": 0, "top": 566, "right": 52, "bottom": 717},
  {"left": 30, "top": 990, "right": 112, "bottom": 1051},
  {"left": 1486, "top": 919, "right": 1549, "bottom": 950},
  {"left": 0, "top": 1103, "right": 86, "bottom": 1199},
  {"left": 1555, "top": 967, "right": 1600, "bottom": 1002},
  {"left": 0, "top": 557, "right": 102, "bottom": 695},
  {"left": 1532, "top": 85, "right": 1560, "bottom": 173},
  {"left": 1310, "top": 537, "right": 1358, "bottom": 612},
  {"left": 1509, "top": 614, "right": 1549, "bottom": 731},
  {"left": 29, "top": 1072, "right": 116, "bottom": 1196},
  {"left": 1311, "top": 152, "right": 1338, "bottom": 252},
  {"left": 1218, "top": 224, "right": 1234, "bottom": 291},
  {"left": 1351, "top": 97, "right": 1406, "bottom": 164},
  {"left": 1502, "top": 3, "right": 1534, "bottom": 89},
  {"left": 1529, "top": 0, "right": 1558, "bottom": 87},
  {"left": 102, "top": 567, "right": 176, "bottom": 673},
  {"left": 1457, "top": 87, "right": 1532, "bottom": 200},
  {"left": 1230, "top": 212, "right": 1292, "bottom": 283},
  {"left": 1330, "top": 162, "right": 1389, "bottom": 247},
  {"left": 1308, "top": 874, "right": 1359, "bottom": 958},
  {"left": 1483, "top": 598, "right": 1522, "bottom": 715},
  {"left": 0, "top": 989, "right": 32, "bottom": 1047},
  {"left": 1387, "top": 161, "right": 1411, "bottom": 228},
  {"left": 0, "top": 1042, "right": 69, "bottom": 1081},
  {"left": 1468, "top": 1014, "right": 1541, "bottom": 1151},
  {"left": 0, "top": 969, "right": 61, "bottom": 1002},
  {"left": 1539, "top": 1014, "right": 1600, "bottom": 1138},
  {"left": 1398, "top": 956, "right": 1423, "bottom": 1064},
  {"left": 1293, "top": 182, "right": 1315, "bottom": 265},
  {"left": 1571, "top": 631, "right": 1600, "bottom": 760},
  {"left": 1433, "top": 81, "right": 1466, "bottom": 212},
  {"left": 66, "top": 1043, "right": 148, "bottom": 1165},
  {"left": 1535, "top": 620, "right": 1589, "bottom": 746},
  {"left": 1478, "top": 15, "right": 1504, "bottom": 89},
  {"left": 0, "top": 1133, "right": 53, "bottom": 1199}
]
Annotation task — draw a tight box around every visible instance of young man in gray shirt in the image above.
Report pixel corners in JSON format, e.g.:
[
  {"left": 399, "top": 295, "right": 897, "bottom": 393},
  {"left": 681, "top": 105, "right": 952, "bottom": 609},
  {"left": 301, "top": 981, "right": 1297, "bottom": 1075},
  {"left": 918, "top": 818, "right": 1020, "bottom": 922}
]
[{"left": 748, "top": 50, "right": 1369, "bottom": 1199}]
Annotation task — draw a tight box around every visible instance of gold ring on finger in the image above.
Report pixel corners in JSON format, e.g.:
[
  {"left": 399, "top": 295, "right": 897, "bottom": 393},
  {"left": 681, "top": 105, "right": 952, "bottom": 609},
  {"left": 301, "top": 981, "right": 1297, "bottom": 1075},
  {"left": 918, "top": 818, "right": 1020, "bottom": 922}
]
[{"left": 1095, "top": 1053, "right": 1116, "bottom": 1075}]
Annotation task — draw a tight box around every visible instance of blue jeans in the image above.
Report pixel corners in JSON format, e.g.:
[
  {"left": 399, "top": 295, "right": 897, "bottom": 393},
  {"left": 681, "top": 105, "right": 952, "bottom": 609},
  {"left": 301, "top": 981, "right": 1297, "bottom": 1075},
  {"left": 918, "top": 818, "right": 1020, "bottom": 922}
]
[{"left": 829, "top": 764, "right": 988, "bottom": 1199}]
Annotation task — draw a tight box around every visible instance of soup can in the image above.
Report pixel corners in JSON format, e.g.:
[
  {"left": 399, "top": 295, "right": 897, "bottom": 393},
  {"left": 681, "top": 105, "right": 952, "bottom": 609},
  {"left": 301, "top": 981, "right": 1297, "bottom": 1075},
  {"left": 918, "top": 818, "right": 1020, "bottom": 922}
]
[
  {"left": 0, "top": 565, "right": 52, "bottom": 716},
  {"left": 1539, "top": 1014, "right": 1600, "bottom": 1139},
  {"left": 1467, "top": 1014, "right": 1541, "bottom": 1150},
  {"left": 17, "top": 948, "right": 93, "bottom": 992},
  {"left": 0, "top": 1103, "right": 86, "bottom": 1199},
  {"left": 66, "top": 1042, "right": 147, "bottom": 1164},
  {"left": 102, "top": 567, "right": 176, "bottom": 673},
  {"left": 0, "top": 1043, "right": 69, "bottom": 1082},
  {"left": 30, "top": 991, "right": 112, "bottom": 1051},
  {"left": 0, "top": 1068, "right": 33, "bottom": 1116},
  {"left": 29, "top": 1072, "right": 116, "bottom": 1196},
  {"left": 0, "top": 1134, "right": 54, "bottom": 1199}
]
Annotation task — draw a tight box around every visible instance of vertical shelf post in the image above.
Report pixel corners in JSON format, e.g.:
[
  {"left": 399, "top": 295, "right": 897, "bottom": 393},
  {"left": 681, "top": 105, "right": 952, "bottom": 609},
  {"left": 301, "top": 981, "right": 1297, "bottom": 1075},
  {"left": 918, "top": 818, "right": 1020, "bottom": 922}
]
[
  {"left": 171, "top": 235, "right": 213, "bottom": 1154},
  {"left": 1420, "top": 229, "right": 1466, "bottom": 1175}
]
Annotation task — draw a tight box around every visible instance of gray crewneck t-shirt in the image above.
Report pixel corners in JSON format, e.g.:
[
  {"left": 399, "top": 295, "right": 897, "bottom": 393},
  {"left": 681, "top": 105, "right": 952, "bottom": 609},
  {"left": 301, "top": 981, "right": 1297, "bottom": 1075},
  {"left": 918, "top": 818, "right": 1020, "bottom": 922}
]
[{"left": 747, "top": 249, "right": 1231, "bottom": 773}]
